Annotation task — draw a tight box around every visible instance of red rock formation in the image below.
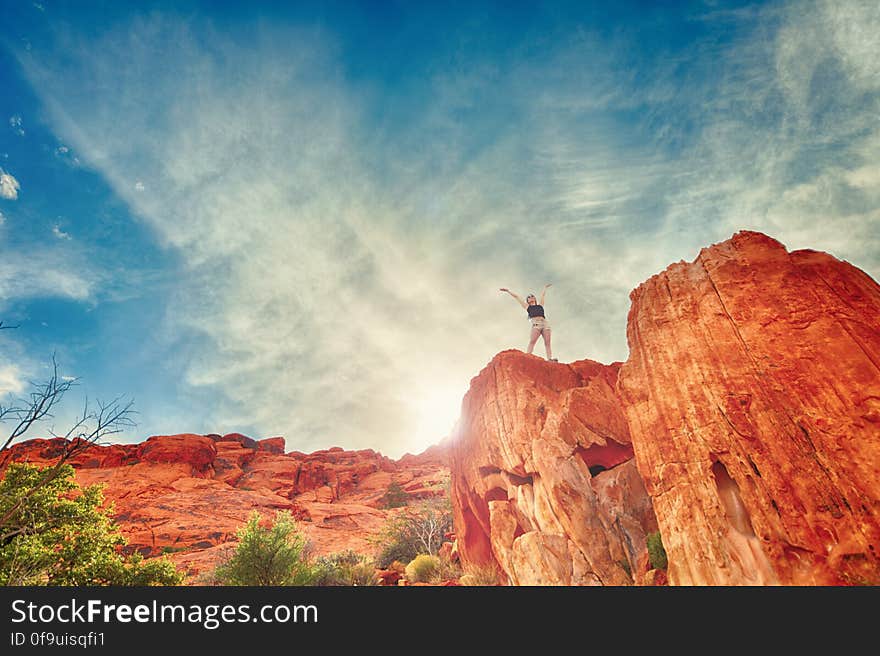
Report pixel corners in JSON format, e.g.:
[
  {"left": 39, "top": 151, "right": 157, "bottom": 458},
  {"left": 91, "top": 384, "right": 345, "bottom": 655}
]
[
  {"left": 449, "top": 350, "right": 658, "bottom": 585},
  {"left": 136, "top": 434, "right": 217, "bottom": 475},
  {"left": 0, "top": 433, "right": 449, "bottom": 583},
  {"left": 618, "top": 231, "right": 880, "bottom": 585}
]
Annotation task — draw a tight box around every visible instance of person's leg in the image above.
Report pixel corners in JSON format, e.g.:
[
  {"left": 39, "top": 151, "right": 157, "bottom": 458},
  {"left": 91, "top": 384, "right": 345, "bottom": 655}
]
[
  {"left": 527, "top": 326, "right": 541, "bottom": 354},
  {"left": 542, "top": 328, "right": 554, "bottom": 360}
]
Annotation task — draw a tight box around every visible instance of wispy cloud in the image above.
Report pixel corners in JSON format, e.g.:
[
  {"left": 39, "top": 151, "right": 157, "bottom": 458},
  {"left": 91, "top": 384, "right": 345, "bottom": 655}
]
[
  {"left": 51, "top": 224, "right": 72, "bottom": 240},
  {"left": 0, "top": 364, "right": 25, "bottom": 396},
  {"left": 9, "top": 115, "right": 24, "bottom": 137},
  {"left": 0, "top": 169, "right": 20, "bottom": 200},
  {"left": 0, "top": 249, "right": 95, "bottom": 309},
  {"left": 13, "top": 2, "right": 880, "bottom": 456}
]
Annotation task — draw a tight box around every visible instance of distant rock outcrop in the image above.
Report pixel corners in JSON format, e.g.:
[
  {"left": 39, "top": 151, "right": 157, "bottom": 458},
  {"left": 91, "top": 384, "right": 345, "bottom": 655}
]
[{"left": 0, "top": 433, "right": 449, "bottom": 582}]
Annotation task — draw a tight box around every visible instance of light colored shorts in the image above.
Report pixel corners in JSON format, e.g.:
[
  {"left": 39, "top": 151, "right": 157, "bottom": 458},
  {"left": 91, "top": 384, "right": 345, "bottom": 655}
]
[{"left": 530, "top": 317, "right": 551, "bottom": 332}]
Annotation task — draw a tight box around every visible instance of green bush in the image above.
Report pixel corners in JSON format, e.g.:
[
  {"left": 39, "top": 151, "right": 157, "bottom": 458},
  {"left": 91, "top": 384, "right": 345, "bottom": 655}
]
[
  {"left": 646, "top": 531, "right": 668, "bottom": 570},
  {"left": 310, "top": 550, "right": 378, "bottom": 586},
  {"left": 405, "top": 554, "right": 440, "bottom": 583},
  {"left": 372, "top": 498, "right": 453, "bottom": 568},
  {"left": 380, "top": 482, "right": 411, "bottom": 509},
  {"left": 214, "top": 511, "right": 314, "bottom": 585},
  {"left": 0, "top": 462, "right": 182, "bottom": 586}
]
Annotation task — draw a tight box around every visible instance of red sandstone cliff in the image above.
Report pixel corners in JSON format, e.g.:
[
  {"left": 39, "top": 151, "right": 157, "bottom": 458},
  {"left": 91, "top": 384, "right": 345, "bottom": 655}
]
[
  {"left": 618, "top": 230, "right": 880, "bottom": 585},
  {"left": 449, "top": 352, "right": 658, "bottom": 585},
  {"left": 449, "top": 230, "right": 879, "bottom": 586}
]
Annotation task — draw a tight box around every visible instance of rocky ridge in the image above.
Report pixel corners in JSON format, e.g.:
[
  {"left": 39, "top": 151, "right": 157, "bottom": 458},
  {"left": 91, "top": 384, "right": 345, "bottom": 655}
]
[{"left": 0, "top": 433, "right": 449, "bottom": 582}]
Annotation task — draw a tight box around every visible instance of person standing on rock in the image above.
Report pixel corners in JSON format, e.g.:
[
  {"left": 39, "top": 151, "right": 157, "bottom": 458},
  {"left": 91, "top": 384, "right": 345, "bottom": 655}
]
[{"left": 499, "top": 284, "right": 557, "bottom": 362}]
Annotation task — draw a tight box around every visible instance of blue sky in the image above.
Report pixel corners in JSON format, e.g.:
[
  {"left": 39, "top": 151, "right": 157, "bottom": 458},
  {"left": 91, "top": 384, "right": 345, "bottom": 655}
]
[{"left": 1, "top": 0, "right": 878, "bottom": 458}]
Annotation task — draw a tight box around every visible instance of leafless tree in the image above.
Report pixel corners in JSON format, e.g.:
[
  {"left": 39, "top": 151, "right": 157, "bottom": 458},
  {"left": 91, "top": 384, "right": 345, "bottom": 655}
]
[
  {"left": 0, "top": 342, "right": 136, "bottom": 531},
  {"left": 408, "top": 499, "right": 454, "bottom": 555}
]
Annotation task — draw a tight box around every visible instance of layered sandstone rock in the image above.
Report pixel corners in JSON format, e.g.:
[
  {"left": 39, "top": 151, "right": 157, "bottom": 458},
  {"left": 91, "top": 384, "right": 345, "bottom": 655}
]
[
  {"left": 618, "top": 231, "right": 880, "bottom": 585},
  {"left": 0, "top": 433, "right": 449, "bottom": 582},
  {"left": 449, "top": 351, "right": 658, "bottom": 585}
]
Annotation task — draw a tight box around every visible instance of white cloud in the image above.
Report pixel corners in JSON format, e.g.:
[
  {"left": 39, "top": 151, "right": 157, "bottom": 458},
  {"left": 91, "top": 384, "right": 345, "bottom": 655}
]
[
  {"left": 0, "top": 210, "right": 5, "bottom": 225},
  {"left": 0, "top": 169, "right": 20, "bottom": 200},
  {"left": 52, "top": 224, "right": 72, "bottom": 240},
  {"left": 9, "top": 115, "right": 24, "bottom": 137},
  {"left": 0, "top": 250, "right": 95, "bottom": 308},
  {"left": 56, "top": 145, "right": 68, "bottom": 154},
  {"left": 0, "top": 364, "right": 25, "bottom": 396},
  {"left": 134, "top": 181, "right": 144, "bottom": 191}
]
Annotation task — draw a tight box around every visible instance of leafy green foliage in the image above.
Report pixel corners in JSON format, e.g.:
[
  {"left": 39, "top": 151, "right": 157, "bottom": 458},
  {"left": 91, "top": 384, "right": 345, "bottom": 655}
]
[
  {"left": 214, "top": 511, "right": 314, "bottom": 586},
  {"left": 0, "top": 463, "right": 182, "bottom": 586},
  {"left": 646, "top": 531, "right": 668, "bottom": 570},
  {"left": 310, "top": 550, "right": 378, "bottom": 586},
  {"left": 405, "top": 554, "right": 440, "bottom": 583},
  {"left": 372, "top": 498, "right": 453, "bottom": 569}
]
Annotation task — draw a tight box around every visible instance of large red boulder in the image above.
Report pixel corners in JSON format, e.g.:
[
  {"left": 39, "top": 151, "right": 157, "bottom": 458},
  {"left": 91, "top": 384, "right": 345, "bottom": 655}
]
[
  {"left": 449, "top": 350, "right": 657, "bottom": 585},
  {"left": 135, "top": 434, "right": 217, "bottom": 475},
  {"left": 618, "top": 230, "right": 880, "bottom": 585}
]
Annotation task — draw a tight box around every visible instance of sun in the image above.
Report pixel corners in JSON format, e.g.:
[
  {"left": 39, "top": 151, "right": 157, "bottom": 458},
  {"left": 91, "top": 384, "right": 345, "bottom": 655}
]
[{"left": 408, "top": 386, "right": 464, "bottom": 453}]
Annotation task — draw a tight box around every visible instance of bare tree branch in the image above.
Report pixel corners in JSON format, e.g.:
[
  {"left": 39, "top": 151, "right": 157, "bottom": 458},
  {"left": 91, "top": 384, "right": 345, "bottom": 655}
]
[
  {"left": 0, "top": 396, "right": 137, "bottom": 532},
  {"left": 0, "top": 348, "right": 137, "bottom": 532},
  {"left": 0, "top": 355, "right": 76, "bottom": 453}
]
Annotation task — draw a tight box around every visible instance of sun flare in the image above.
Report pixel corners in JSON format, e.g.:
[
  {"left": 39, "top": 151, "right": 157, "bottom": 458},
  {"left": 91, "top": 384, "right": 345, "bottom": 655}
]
[{"left": 407, "top": 386, "right": 464, "bottom": 454}]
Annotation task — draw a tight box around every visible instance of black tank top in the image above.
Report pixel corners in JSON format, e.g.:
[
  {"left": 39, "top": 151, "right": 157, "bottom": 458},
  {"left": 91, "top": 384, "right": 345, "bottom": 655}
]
[{"left": 527, "top": 304, "right": 545, "bottom": 318}]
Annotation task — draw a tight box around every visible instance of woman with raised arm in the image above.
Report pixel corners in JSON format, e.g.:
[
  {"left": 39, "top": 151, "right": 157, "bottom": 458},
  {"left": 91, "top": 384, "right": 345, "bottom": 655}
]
[{"left": 499, "top": 284, "right": 557, "bottom": 361}]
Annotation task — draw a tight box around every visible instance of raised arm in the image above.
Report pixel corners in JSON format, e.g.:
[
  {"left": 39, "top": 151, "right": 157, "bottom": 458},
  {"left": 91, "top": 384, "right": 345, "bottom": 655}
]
[
  {"left": 499, "top": 288, "right": 528, "bottom": 310},
  {"left": 540, "top": 283, "right": 552, "bottom": 306}
]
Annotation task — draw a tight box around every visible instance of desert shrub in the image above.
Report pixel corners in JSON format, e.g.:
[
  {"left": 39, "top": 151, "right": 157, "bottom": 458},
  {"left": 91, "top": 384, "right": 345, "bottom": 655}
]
[
  {"left": 0, "top": 462, "right": 182, "bottom": 586},
  {"left": 214, "top": 510, "right": 314, "bottom": 585},
  {"left": 405, "top": 554, "right": 440, "bottom": 583},
  {"left": 310, "top": 550, "right": 378, "bottom": 586},
  {"left": 380, "top": 481, "right": 411, "bottom": 509},
  {"left": 646, "top": 531, "right": 668, "bottom": 570},
  {"left": 372, "top": 498, "right": 453, "bottom": 568},
  {"left": 435, "top": 556, "right": 462, "bottom": 583},
  {"left": 459, "top": 562, "right": 503, "bottom": 586}
]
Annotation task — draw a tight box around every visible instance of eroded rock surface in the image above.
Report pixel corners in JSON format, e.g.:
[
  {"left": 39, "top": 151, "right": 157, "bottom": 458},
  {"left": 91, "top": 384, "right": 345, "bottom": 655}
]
[
  {"left": 619, "top": 231, "right": 880, "bottom": 585},
  {"left": 449, "top": 351, "right": 657, "bottom": 585}
]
